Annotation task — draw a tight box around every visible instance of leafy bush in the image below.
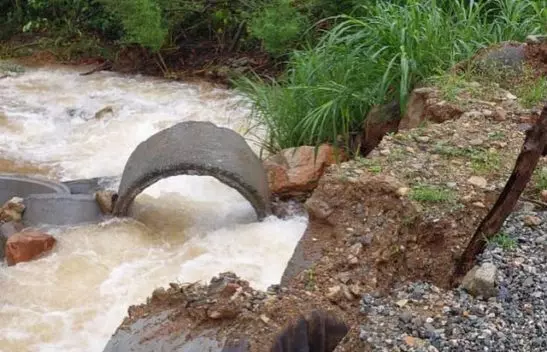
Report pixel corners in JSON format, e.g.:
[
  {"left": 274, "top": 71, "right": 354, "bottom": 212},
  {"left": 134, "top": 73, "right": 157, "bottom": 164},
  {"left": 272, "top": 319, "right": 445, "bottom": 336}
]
[
  {"left": 237, "top": 0, "right": 546, "bottom": 153},
  {"left": 99, "top": 0, "right": 166, "bottom": 51},
  {"left": 249, "top": 0, "right": 309, "bottom": 55}
]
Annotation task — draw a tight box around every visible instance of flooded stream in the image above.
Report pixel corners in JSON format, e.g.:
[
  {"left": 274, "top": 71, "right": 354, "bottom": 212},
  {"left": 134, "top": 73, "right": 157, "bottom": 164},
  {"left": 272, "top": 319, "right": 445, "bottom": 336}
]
[{"left": 0, "top": 65, "right": 307, "bottom": 352}]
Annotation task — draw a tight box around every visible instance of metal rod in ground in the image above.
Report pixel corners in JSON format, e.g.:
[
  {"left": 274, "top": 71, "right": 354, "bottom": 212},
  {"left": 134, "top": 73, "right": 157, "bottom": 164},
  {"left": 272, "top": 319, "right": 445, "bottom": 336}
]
[{"left": 453, "top": 103, "right": 547, "bottom": 283}]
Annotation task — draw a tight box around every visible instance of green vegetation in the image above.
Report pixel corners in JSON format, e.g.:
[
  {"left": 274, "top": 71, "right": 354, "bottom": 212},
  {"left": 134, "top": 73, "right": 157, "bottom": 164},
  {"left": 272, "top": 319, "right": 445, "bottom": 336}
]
[
  {"left": 517, "top": 76, "right": 547, "bottom": 108},
  {"left": 236, "top": 0, "right": 546, "bottom": 153},
  {"left": 0, "top": 1, "right": 545, "bottom": 153},
  {"left": 488, "top": 231, "right": 517, "bottom": 251},
  {"left": 533, "top": 167, "right": 547, "bottom": 192},
  {"left": 410, "top": 184, "right": 456, "bottom": 204}
]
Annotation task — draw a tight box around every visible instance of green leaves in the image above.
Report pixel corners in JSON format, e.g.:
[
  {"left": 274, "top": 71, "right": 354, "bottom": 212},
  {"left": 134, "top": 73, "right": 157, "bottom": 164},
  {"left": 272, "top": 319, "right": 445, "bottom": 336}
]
[
  {"left": 99, "top": 0, "right": 167, "bottom": 52},
  {"left": 237, "top": 0, "right": 545, "bottom": 154}
]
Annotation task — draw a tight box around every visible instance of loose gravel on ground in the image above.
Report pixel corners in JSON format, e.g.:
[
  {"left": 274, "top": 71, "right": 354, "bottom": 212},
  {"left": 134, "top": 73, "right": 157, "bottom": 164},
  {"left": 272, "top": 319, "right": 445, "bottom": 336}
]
[{"left": 359, "top": 209, "right": 547, "bottom": 352}]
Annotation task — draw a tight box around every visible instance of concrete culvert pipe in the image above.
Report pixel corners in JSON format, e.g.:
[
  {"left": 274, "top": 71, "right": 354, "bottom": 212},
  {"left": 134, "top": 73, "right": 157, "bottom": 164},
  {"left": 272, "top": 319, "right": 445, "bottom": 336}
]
[
  {"left": 23, "top": 194, "right": 104, "bottom": 226},
  {"left": 113, "top": 121, "right": 271, "bottom": 220},
  {"left": 0, "top": 174, "right": 70, "bottom": 204}
]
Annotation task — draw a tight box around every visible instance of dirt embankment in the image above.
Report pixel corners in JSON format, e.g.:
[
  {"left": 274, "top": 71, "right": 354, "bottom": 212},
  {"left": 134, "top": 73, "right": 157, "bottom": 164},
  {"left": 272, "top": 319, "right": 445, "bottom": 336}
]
[{"left": 101, "top": 40, "right": 547, "bottom": 351}]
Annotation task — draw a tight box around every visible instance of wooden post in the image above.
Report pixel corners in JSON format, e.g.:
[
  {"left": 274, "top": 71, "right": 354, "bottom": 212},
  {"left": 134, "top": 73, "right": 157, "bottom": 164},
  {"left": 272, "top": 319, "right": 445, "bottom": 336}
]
[{"left": 453, "top": 104, "right": 547, "bottom": 281}]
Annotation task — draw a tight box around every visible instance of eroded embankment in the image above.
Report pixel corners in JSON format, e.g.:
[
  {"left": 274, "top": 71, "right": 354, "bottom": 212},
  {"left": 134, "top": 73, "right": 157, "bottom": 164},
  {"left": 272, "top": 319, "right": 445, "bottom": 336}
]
[{"left": 103, "top": 38, "right": 547, "bottom": 351}]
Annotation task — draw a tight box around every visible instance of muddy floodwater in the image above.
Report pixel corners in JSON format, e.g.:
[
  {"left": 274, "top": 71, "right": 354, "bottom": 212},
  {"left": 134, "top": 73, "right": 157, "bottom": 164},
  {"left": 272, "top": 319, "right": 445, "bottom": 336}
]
[{"left": 0, "top": 65, "right": 306, "bottom": 352}]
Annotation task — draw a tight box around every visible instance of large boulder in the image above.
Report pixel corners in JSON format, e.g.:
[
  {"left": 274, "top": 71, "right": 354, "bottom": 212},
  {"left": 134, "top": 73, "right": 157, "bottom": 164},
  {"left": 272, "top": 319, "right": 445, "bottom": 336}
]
[
  {"left": 5, "top": 231, "right": 56, "bottom": 266},
  {"left": 461, "top": 262, "right": 499, "bottom": 298},
  {"left": 264, "top": 144, "right": 343, "bottom": 199}
]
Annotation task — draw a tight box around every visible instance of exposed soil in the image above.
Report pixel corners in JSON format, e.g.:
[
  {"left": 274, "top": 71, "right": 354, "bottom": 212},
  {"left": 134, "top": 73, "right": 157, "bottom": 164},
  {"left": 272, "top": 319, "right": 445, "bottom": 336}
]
[
  {"left": 106, "top": 46, "right": 547, "bottom": 350},
  {"left": 525, "top": 41, "right": 547, "bottom": 76}
]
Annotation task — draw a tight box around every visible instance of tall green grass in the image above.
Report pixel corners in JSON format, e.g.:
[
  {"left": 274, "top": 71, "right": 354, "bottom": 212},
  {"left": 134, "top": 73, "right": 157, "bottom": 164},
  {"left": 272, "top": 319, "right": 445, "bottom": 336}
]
[{"left": 236, "top": 0, "right": 546, "bottom": 154}]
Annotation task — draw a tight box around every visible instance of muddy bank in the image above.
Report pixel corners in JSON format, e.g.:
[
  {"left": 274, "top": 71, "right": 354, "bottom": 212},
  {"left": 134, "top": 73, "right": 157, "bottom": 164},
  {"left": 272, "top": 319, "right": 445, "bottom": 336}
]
[{"left": 102, "top": 44, "right": 547, "bottom": 349}]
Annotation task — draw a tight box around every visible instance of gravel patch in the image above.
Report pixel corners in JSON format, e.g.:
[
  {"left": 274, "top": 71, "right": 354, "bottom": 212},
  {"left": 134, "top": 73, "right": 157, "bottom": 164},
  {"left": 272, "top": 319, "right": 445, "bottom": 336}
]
[{"left": 359, "top": 209, "right": 547, "bottom": 351}]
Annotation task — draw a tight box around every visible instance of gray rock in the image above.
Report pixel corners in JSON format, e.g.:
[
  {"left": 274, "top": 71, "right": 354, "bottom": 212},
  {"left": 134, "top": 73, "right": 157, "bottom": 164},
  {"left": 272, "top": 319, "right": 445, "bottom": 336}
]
[{"left": 462, "top": 263, "right": 499, "bottom": 298}]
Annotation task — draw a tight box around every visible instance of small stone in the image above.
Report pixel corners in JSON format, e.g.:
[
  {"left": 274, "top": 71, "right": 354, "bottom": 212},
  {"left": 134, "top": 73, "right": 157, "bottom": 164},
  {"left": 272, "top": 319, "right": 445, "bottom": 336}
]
[
  {"left": 482, "top": 109, "right": 493, "bottom": 117},
  {"left": 207, "top": 307, "right": 239, "bottom": 320},
  {"left": 337, "top": 271, "right": 352, "bottom": 284},
  {"left": 349, "top": 284, "right": 361, "bottom": 297},
  {"left": 348, "top": 255, "right": 359, "bottom": 266},
  {"left": 396, "top": 299, "right": 409, "bottom": 308},
  {"left": 349, "top": 242, "right": 363, "bottom": 256},
  {"left": 468, "top": 176, "right": 487, "bottom": 188},
  {"left": 523, "top": 276, "right": 535, "bottom": 287},
  {"left": 305, "top": 198, "right": 333, "bottom": 220},
  {"left": 0, "top": 197, "right": 25, "bottom": 222},
  {"left": 493, "top": 107, "right": 507, "bottom": 121},
  {"left": 397, "top": 187, "right": 410, "bottom": 197},
  {"left": 446, "top": 182, "right": 457, "bottom": 189},
  {"left": 95, "top": 190, "right": 117, "bottom": 214},
  {"left": 327, "top": 285, "right": 343, "bottom": 302},
  {"left": 524, "top": 215, "right": 542, "bottom": 227},
  {"left": 469, "top": 138, "right": 483, "bottom": 146},
  {"left": 506, "top": 92, "right": 517, "bottom": 100},
  {"left": 404, "top": 336, "right": 426, "bottom": 347},
  {"left": 461, "top": 263, "right": 499, "bottom": 298},
  {"left": 540, "top": 190, "right": 547, "bottom": 202},
  {"left": 416, "top": 136, "right": 430, "bottom": 143},
  {"left": 341, "top": 284, "right": 354, "bottom": 300},
  {"left": 472, "top": 201, "right": 486, "bottom": 208},
  {"left": 260, "top": 314, "right": 271, "bottom": 324},
  {"left": 380, "top": 149, "right": 391, "bottom": 156},
  {"left": 400, "top": 311, "right": 413, "bottom": 323}
]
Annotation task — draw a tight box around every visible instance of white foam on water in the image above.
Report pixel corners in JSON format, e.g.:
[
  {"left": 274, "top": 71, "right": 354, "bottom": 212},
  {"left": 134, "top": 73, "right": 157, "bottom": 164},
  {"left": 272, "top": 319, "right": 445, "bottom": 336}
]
[{"left": 0, "top": 66, "right": 305, "bottom": 352}]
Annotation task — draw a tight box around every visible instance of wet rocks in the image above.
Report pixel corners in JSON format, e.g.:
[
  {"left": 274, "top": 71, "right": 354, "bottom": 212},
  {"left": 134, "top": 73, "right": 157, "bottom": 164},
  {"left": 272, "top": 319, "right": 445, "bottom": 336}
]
[
  {"left": 95, "top": 190, "right": 117, "bottom": 214},
  {"left": 264, "top": 144, "right": 344, "bottom": 198},
  {"left": 0, "top": 197, "right": 25, "bottom": 223},
  {"left": 94, "top": 106, "right": 114, "bottom": 120},
  {"left": 461, "top": 262, "right": 499, "bottom": 298},
  {"left": 5, "top": 230, "right": 56, "bottom": 266}
]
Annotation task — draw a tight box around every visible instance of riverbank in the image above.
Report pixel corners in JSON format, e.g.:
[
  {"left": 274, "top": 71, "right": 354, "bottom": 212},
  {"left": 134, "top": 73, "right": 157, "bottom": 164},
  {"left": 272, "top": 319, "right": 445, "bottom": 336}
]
[
  {"left": 0, "top": 33, "right": 279, "bottom": 86},
  {"left": 101, "top": 40, "right": 547, "bottom": 350}
]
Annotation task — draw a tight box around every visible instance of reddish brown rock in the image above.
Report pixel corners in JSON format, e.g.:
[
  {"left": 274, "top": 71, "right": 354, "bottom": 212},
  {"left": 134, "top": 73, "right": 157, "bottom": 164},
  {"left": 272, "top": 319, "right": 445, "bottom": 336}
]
[
  {"left": 5, "top": 231, "right": 56, "bottom": 266},
  {"left": 264, "top": 144, "right": 344, "bottom": 198},
  {"left": 400, "top": 87, "right": 464, "bottom": 129}
]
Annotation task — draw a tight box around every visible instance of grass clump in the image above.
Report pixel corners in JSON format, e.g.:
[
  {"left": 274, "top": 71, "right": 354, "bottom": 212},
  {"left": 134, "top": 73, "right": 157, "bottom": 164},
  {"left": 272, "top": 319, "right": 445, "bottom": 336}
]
[
  {"left": 237, "top": 0, "right": 545, "bottom": 153},
  {"left": 410, "top": 184, "right": 456, "bottom": 204},
  {"left": 533, "top": 167, "right": 547, "bottom": 192},
  {"left": 517, "top": 76, "right": 547, "bottom": 108},
  {"left": 488, "top": 231, "right": 517, "bottom": 251}
]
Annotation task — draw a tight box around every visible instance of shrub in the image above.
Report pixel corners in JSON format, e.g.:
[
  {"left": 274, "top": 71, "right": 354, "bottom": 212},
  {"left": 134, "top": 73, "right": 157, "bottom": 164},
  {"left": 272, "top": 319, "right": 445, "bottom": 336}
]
[
  {"left": 249, "top": 0, "right": 309, "bottom": 55},
  {"left": 99, "top": 0, "right": 166, "bottom": 51}
]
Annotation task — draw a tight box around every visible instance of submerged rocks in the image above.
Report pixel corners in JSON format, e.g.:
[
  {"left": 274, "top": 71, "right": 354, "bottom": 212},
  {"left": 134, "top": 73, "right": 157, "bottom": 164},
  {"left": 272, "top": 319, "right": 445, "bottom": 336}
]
[
  {"left": 95, "top": 190, "right": 117, "bottom": 214},
  {"left": 0, "top": 197, "right": 25, "bottom": 223},
  {"left": 5, "top": 230, "right": 56, "bottom": 266},
  {"left": 264, "top": 144, "right": 344, "bottom": 198}
]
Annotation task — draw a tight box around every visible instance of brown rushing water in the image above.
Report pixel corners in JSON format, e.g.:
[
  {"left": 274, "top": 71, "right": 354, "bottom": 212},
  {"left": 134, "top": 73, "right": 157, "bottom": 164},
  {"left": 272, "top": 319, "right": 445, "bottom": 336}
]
[{"left": 0, "top": 64, "right": 306, "bottom": 352}]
